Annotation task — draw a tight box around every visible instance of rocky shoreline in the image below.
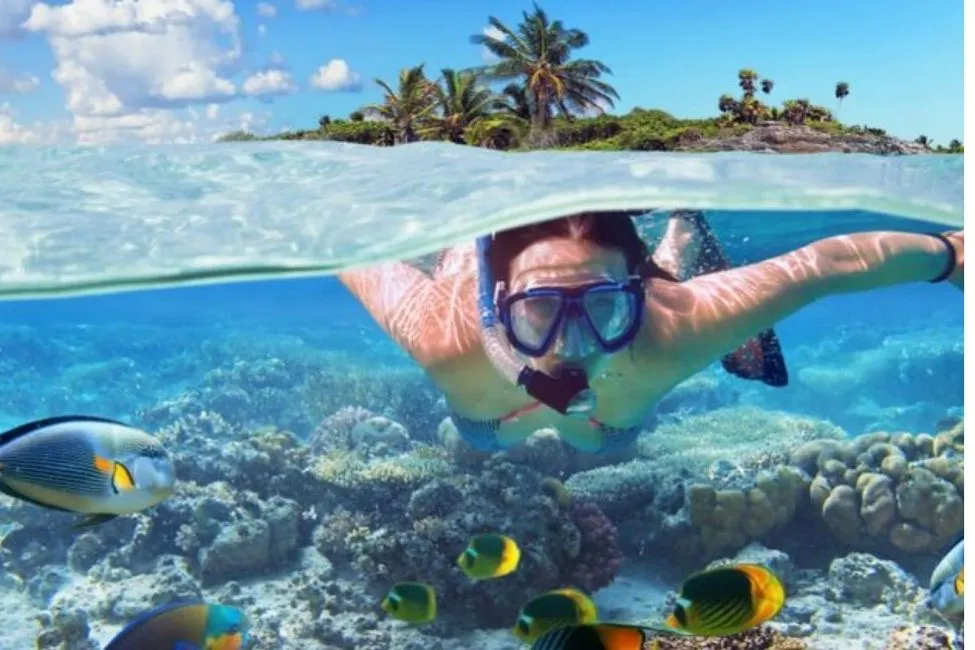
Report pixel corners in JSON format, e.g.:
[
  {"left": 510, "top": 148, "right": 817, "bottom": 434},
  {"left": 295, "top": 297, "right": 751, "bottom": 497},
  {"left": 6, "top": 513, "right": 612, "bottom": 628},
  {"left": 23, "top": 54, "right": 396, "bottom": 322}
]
[{"left": 674, "top": 122, "right": 929, "bottom": 155}]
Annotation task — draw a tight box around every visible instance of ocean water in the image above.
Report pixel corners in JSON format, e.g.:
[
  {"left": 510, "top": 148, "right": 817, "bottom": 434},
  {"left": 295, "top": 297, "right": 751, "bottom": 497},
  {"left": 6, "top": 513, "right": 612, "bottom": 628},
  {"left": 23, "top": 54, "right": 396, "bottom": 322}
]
[{"left": 0, "top": 144, "right": 965, "bottom": 650}]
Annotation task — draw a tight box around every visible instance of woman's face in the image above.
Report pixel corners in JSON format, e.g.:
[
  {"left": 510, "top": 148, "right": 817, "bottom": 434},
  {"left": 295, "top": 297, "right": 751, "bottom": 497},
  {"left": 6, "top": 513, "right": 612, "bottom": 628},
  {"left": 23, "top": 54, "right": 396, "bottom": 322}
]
[{"left": 507, "top": 237, "right": 631, "bottom": 378}]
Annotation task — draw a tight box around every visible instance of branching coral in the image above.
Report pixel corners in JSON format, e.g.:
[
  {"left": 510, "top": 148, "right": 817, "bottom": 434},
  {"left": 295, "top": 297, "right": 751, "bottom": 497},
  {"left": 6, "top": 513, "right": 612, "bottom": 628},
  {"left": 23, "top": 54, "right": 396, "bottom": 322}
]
[{"left": 563, "top": 501, "right": 622, "bottom": 592}]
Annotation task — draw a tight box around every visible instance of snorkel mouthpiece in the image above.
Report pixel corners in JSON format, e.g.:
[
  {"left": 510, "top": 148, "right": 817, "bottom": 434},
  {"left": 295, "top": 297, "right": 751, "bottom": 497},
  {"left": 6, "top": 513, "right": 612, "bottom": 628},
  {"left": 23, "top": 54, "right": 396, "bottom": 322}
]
[
  {"left": 517, "top": 366, "right": 595, "bottom": 416},
  {"left": 476, "top": 234, "right": 595, "bottom": 416}
]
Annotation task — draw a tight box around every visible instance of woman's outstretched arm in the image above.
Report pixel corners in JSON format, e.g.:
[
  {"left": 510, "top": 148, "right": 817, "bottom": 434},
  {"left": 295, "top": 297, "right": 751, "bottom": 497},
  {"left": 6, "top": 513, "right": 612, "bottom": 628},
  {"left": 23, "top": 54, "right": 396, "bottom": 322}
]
[
  {"left": 654, "top": 231, "right": 963, "bottom": 374},
  {"left": 338, "top": 260, "right": 480, "bottom": 368}
]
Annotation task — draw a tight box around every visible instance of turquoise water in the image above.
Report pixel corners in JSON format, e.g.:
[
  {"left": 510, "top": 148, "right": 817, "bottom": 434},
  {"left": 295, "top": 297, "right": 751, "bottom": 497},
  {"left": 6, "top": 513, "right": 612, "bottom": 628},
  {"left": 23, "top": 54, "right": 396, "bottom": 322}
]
[{"left": 0, "top": 146, "right": 965, "bottom": 649}]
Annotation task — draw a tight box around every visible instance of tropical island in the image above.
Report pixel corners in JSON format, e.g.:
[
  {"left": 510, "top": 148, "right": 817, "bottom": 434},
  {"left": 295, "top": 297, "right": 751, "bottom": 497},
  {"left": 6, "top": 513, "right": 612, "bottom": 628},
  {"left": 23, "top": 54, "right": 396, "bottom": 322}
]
[{"left": 220, "top": 6, "right": 964, "bottom": 155}]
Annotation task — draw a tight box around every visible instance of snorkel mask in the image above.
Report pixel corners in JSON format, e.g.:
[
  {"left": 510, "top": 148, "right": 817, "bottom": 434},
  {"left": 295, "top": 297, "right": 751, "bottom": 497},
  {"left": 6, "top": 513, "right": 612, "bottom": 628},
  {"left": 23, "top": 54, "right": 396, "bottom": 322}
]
[{"left": 475, "top": 234, "right": 644, "bottom": 416}]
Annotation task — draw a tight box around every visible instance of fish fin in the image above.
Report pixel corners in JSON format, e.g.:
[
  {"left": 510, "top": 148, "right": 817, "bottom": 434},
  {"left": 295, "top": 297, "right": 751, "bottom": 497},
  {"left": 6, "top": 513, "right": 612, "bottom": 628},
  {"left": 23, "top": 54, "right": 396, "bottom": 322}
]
[
  {"left": 497, "top": 539, "right": 521, "bottom": 576},
  {"left": 72, "top": 513, "right": 118, "bottom": 530},
  {"left": 0, "top": 481, "right": 76, "bottom": 513},
  {"left": 591, "top": 624, "right": 650, "bottom": 649},
  {"left": 0, "top": 415, "right": 127, "bottom": 447}
]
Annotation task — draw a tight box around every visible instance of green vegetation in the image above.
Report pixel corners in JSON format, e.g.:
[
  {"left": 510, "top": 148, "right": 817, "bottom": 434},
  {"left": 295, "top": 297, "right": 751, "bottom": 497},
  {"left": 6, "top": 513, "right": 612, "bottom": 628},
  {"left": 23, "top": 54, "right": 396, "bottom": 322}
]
[{"left": 220, "top": 4, "right": 962, "bottom": 154}]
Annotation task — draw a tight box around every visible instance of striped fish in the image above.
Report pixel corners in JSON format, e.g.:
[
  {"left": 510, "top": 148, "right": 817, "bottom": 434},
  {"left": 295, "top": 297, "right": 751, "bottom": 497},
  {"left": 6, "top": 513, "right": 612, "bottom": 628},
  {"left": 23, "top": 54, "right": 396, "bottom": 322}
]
[
  {"left": 665, "top": 563, "right": 784, "bottom": 637},
  {"left": 513, "top": 588, "right": 599, "bottom": 644},
  {"left": 531, "top": 622, "right": 684, "bottom": 650},
  {"left": 0, "top": 415, "right": 175, "bottom": 529}
]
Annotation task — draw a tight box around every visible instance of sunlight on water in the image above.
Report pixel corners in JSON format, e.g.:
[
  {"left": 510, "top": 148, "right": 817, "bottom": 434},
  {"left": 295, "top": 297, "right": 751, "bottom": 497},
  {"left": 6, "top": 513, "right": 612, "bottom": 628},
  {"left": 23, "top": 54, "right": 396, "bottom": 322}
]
[{"left": 0, "top": 142, "right": 963, "bottom": 299}]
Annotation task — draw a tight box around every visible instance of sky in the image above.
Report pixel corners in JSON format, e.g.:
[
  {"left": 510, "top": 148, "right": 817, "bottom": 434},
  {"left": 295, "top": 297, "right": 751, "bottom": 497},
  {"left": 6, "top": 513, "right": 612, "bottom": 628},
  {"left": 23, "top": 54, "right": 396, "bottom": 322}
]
[{"left": 0, "top": 0, "right": 964, "bottom": 146}]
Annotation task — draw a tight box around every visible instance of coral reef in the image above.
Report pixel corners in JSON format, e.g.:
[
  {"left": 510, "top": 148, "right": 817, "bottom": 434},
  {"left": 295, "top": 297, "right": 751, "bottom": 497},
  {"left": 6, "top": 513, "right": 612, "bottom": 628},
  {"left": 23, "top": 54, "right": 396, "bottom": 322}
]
[
  {"left": 0, "top": 316, "right": 963, "bottom": 649},
  {"left": 564, "top": 501, "right": 622, "bottom": 593},
  {"left": 792, "top": 424, "right": 963, "bottom": 554},
  {"left": 655, "top": 626, "right": 806, "bottom": 650},
  {"left": 885, "top": 624, "right": 959, "bottom": 650}
]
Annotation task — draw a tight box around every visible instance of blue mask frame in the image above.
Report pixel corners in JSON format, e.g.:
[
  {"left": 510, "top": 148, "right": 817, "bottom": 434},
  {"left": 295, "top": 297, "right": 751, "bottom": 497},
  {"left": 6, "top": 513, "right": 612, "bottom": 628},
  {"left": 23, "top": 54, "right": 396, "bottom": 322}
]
[{"left": 497, "top": 279, "right": 645, "bottom": 357}]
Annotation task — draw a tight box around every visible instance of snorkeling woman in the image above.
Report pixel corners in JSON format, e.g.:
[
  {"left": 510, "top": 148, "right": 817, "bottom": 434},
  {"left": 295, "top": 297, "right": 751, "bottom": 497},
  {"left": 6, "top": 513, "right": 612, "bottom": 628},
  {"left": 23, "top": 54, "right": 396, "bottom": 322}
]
[{"left": 340, "top": 211, "right": 964, "bottom": 453}]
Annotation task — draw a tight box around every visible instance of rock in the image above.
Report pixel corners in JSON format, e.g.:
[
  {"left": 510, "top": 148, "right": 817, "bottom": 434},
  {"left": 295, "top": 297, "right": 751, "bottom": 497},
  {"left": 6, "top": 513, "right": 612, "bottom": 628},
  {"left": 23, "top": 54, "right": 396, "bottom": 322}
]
[
  {"left": 688, "top": 122, "right": 928, "bottom": 155},
  {"left": 199, "top": 518, "right": 272, "bottom": 585},
  {"left": 827, "top": 553, "right": 920, "bottom": 611}
]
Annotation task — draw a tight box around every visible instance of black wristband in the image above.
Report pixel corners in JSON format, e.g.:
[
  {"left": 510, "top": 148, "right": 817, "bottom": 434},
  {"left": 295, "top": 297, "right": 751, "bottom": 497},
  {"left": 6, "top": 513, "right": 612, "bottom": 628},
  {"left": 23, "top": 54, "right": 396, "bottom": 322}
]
[{"left": 927, "top": 232, "right": 957, "bottom": 283}]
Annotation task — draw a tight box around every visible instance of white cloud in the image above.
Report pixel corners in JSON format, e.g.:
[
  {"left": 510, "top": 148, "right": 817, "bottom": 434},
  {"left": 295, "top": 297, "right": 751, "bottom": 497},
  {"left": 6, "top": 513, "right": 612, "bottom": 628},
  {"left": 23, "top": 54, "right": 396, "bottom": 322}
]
[
  {"left": 242, "top": 68, "right": 296, "bottom": 97},
  {"left": 309, "top": 58, "right": 361, "bottom": 92},
  {"left": 22, "top": 0, "right": 242, "bottom": 143},
  {"left": 257, "top": 23, "right": 267, "bottom": 35},
  {"left": 296, "top": 0, "right": 335, "bottom": 10},
  {"left": 0, "top": 103, "right": 64, "bottom": 144},
  {"left": 71, "top": 106, "right": 270, "bottom": 144},
  {"left": 0, "top": 68, "right": 40, "bottom": 93},
  {"left": 206, "top": 103, "right": 220, "bottom": 119},
  {"left": 257, "top": 2, "right": 277, "bottom": 18},
  {"left": 0, "top": 0, "right": 32, "bottom": 38},
  {"left": 481, "top": 25, "right": 504, "bottom": 63}
]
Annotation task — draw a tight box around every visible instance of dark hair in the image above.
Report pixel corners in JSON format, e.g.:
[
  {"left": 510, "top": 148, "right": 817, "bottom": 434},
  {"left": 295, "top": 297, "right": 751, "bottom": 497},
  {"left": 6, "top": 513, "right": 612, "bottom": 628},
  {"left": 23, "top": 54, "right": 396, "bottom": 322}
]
[{"left": 486, "top": 211, "right": 678, "bottom": 286}]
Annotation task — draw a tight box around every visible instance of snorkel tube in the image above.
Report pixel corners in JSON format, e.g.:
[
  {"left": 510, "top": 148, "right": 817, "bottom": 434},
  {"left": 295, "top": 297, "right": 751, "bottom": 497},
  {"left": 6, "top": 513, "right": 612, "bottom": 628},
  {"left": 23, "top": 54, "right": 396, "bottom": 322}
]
[{"left": 476, "top": 235, "right": 595, "bottom": 416}]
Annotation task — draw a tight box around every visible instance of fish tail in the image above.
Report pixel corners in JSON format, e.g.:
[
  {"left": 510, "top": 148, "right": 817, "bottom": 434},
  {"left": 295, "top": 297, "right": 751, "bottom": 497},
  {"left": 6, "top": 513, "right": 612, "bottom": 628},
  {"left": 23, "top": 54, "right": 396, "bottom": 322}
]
[
  {"left": 594, "top": 624, "right": 648, "bottom": 650},
  {"left": 496, "top": 540, "right": 521, "bottom": 576}
]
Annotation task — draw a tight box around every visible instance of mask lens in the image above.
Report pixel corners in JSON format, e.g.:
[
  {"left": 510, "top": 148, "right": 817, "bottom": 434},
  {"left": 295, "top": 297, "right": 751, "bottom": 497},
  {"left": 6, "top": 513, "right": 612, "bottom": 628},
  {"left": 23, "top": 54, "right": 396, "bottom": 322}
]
[
  {"left": 508, "top": 293, "right": 564, "bottom": 353},
  {"left": 583, "top": 286, "right": 639, "bottom": 345}
]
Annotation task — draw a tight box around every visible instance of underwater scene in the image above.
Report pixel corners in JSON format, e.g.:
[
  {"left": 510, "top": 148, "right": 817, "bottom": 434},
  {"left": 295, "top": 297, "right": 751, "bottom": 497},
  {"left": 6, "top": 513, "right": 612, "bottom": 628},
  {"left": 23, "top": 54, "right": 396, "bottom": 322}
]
[
  {"left": 0, "top": 2, "right": 965, "bottom": 649},
  {"left": 0, "top": 199, "right": 965, "bottom": 650}
]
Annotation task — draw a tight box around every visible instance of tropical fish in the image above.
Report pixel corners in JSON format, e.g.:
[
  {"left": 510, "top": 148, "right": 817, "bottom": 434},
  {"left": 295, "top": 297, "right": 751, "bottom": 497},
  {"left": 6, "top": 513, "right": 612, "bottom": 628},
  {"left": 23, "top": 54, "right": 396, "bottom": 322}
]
[
  {"left": 380, "top": 581, "right": 437, "bottom": 624},
  {"left": 513, "top": 588, "right": 599, "bottom": 644},
  {"left": 665, "top": 563, "right": 784, "bottom": 637},
  {"left": 927, "top": 538, "right": 964, "bottom": 621},
  {"left": 0, "top": 415, "right": 175, "bottom": 529},
  {"left": 103, "top": 601, "right": 248, "bottom": 650},
  {"left": 457, "top": 532, "right": 521, "bottom": 580},
  {"left": 530, "top": 622, "right": 683, "bottom": 650}
]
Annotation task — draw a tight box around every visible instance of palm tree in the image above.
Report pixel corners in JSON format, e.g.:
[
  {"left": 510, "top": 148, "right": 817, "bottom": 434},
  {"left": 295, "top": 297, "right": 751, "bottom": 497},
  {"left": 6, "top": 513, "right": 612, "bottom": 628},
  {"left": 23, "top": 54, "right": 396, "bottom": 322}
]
[
  {"left": 423, "top": 68, "right": 508, "bottom": 143},
  {"left": 718, "top": 93, "right": 738, "bottom": 115},
  {"left": 362, "top": 64, "right": 440, "bottom": 144},
  {"left": 760, "top": 79, "right": 774, "bottom": 95},
  {"left": 469, "top": 4, "right": 619, "bottom": 136},
  {"left": 738, "top": 69, "right": 759, "bottom": 96},
  {"left": 835, "top": 81, "right": 850, "bottom": 107}
]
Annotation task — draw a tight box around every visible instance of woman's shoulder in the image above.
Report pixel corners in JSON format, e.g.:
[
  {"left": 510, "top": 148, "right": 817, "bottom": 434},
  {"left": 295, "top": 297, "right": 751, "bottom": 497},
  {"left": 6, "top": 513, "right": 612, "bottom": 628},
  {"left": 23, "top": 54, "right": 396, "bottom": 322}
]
[{"left": 432, "top": 243, "right": 478, "bottom": 280}]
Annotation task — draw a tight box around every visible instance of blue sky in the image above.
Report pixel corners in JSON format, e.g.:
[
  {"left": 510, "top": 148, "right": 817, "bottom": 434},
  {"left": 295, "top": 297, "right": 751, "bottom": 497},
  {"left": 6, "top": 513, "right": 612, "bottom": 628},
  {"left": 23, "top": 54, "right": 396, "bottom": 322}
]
[{"left": 0, "top": 0, "right": 964, "bottom": 144}]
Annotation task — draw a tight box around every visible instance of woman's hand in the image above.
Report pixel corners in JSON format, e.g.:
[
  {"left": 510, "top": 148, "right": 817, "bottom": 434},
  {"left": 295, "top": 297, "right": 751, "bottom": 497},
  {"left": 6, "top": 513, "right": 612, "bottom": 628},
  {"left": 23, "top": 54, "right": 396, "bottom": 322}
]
[{"left": 943, "top": 231, "right": 964, "bottom": 290}]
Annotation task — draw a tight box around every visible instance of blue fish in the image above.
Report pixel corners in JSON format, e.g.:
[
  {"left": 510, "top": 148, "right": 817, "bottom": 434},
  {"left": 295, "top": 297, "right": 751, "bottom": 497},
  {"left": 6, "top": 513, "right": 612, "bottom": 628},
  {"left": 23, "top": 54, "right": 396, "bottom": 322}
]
[
  {"left": 927, "top": 538, "right": 964, "bottom": 621},
  {"left": 0, "top": 415, "right": 175, "bottom": 529},
  {"left": 103, "top": 600, "right": 249, "bottom": 650}
]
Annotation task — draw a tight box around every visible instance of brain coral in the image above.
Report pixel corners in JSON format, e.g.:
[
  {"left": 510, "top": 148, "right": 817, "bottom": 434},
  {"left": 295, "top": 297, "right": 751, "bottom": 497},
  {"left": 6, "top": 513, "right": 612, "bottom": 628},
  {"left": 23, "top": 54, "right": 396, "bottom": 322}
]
[{"left": 791, "top": 425, "right": 963, "bottom": 553}]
